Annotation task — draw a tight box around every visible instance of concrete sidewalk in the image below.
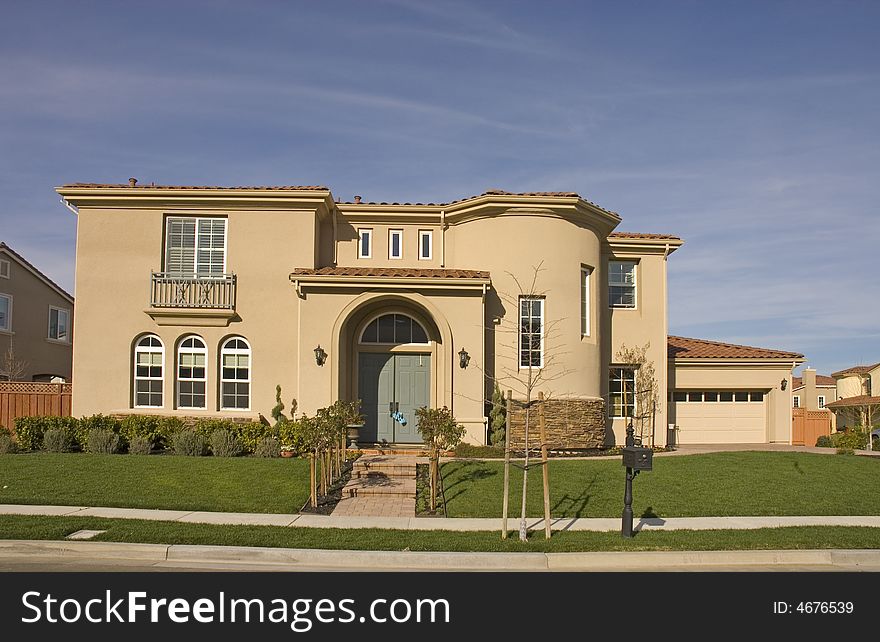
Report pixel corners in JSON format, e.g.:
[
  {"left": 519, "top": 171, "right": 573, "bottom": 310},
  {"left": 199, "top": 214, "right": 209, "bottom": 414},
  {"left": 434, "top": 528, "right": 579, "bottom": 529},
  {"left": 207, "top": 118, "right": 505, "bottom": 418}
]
[{"left": 4, "top": 503, "right": 880, "bottom": 532}]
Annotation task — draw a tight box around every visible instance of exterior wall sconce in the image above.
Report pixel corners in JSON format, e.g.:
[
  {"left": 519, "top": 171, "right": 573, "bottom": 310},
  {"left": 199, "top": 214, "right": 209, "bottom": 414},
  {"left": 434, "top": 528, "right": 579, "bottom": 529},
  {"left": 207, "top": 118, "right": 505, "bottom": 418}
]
[
  {"left": 781, "top": 379, "right": 787, "bottom": 390},
  {"left": 458, "top": 347, "right": 470, "bottom": 369},
  {"left": 314, "top": 345, "right": 327, "bottom": 366}
]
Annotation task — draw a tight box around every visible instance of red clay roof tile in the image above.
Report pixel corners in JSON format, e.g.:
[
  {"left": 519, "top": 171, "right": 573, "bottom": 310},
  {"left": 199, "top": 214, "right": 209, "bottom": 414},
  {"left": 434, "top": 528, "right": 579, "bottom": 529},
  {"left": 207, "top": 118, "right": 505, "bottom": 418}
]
[
  {"left": 290, "top": 267, "right": 490, "bottom": 279},
  {"left": 668, "top": 335, "right": 803, "bottom": 360},
  {"left": 831, "top": 363, "right": 880, "bottom": 378}
]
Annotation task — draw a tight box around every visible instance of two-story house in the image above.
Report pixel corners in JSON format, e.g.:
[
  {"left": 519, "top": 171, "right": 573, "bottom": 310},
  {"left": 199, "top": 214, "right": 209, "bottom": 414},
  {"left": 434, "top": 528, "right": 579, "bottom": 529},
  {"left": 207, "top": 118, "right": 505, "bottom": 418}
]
[
  {"left": 826, "top": 362, "right": 880, "bottom": 432},
  {"left": 56, "top": 181, "right": 802, "bottom": 446},
  {"left": 0, "top": 242, "right": 74, "bottom": 382}
]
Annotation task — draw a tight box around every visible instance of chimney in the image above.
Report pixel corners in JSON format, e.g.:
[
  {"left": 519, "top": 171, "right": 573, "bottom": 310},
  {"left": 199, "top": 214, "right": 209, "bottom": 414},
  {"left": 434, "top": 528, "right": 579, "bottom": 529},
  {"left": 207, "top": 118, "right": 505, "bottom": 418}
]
[
  {"left": 129, "top": 177, "right": 138, "bottom": 187},
  {"left": 353, "top": 195, "right": 362, "bottom": 204},
  {"left": 803, "top": 367, "right": 817, "bottom": 410}
]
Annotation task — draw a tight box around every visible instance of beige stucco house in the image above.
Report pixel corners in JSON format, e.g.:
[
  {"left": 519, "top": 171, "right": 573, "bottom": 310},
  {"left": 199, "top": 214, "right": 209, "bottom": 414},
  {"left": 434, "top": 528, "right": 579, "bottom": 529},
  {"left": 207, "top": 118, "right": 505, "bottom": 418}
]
[
  {"left": 0, "top": 242, "right": 74, "bottom": 381},
  {"left": 827, "top": 362, "right": 880, "bottom": 431},
  {"left": 56, "top": 181, "right": 803, "bottom": 446}
]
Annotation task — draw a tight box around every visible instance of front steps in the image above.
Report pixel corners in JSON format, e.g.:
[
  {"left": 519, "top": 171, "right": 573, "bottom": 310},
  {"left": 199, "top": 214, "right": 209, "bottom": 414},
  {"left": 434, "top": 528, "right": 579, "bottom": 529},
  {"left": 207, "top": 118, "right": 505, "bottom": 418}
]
[{"left": 332, "top": 455, "right": 418, "bottom": 517}]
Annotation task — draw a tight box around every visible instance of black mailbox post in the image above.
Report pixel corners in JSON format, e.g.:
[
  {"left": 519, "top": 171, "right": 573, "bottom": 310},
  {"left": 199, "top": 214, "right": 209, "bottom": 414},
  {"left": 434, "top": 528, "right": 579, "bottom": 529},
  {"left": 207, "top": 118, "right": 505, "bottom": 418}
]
[{"left": 621, "top": 423, "right": 652, "bottom": 538}]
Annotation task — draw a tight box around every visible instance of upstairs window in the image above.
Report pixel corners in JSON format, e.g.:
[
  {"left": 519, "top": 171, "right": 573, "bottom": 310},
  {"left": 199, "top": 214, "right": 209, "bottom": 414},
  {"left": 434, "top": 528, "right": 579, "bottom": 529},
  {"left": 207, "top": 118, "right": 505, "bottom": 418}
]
[
  {"left": 609, "top": 260, "right": 637, "bottom": 308},
  {"left": 134, "top": 335, "right": 164, "bottom": 408},
  {"left": 0, "top": 258, "right": 9, "bottom": 279},
  {"left": 419, "top": 230, "right": 433, "bottom": 260},
  {"left": 609, "top": 367, "right": 635, "bottom": 417},
  {"left": 221, "top": 337, "right": 251, "bottom": 410},
  {"left": 519, "top": 297, "right": 544, "bottom": 368},
  {"left": 358, "top": 228, "right": 372, "bottom": 259},
  {"left": 0, "top": 293, "right": 10, "bottom": 331},
  {"left": 48, "top": 306, "right": 70, "bottom": 342},
  {"left": 818, "top": 395, "right": 825, "bottom": 409},
  {"left": 581, "top": 267, "right": 592, "bottom": 337},
  {"left": 177, "top": 335, "right": 207, "bottom": 409},
  {"left": 165, "top": 217, "right": 227, "bottom": 276},
  {"left": 792, "top": 395, "right": 800, "bottom": 408},
  {"left": 389, "top": 229, "right": 403, "bottom": 259}
]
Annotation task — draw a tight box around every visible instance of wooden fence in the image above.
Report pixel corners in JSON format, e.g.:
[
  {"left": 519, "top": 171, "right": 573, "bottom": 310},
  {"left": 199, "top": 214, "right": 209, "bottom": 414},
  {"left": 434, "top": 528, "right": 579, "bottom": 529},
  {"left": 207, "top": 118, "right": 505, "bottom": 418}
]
[
  {"left": 0, "top": 381, "right": 72, "bottom": 434},
  {"left": 791, "top": 408, "right": 832, "bottom": 446}
]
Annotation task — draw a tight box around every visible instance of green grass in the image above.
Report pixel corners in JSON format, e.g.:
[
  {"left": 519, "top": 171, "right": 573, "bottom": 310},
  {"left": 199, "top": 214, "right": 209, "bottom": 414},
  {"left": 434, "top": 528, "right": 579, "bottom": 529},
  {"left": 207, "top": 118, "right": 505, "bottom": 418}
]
[
  {"left": 0, "top": 452, "right": 310, "bottom": 513},
  {"left": 2, "top": 514, "right": 880, "bottom": 552},
  {"left": 437, "top": 451, "right": 880, "bottom": 518}
]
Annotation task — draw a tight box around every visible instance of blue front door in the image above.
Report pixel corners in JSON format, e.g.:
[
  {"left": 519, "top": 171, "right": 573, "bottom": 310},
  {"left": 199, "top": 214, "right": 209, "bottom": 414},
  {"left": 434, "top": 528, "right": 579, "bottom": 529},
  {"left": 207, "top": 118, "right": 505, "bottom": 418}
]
[{"left": 357, "top": 352, "right": 430, "bottom": 444}]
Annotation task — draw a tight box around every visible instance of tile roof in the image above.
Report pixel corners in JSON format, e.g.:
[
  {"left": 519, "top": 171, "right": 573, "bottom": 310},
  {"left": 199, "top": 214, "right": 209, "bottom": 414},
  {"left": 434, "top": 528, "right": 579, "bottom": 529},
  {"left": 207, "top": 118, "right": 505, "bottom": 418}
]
[
  {"left": 0, "top": 242, "right": 74, "bottom": 302},
  {"left": 290, "top": 267, "right": 490, "bottom": 279},
  {"left": 824, "top": 395, "right": 880, "bottom": 409},
  {"left": 337, "top": 189, "right": 588, "bottom": 207},
  {"left": 792, "top": 375, "right": 837, "bottom": 388},
  {"left": 667, "top": 335, "right": 804, "bottom": 360},
  {"left": 831, "top": 363, "right": 880, "bottom": 378},
  {"left": 608, "top": 232, "right": 682, "bottom": 240},
  {"left": 61, "top": 183, "right": 329, "bottom": 191}
]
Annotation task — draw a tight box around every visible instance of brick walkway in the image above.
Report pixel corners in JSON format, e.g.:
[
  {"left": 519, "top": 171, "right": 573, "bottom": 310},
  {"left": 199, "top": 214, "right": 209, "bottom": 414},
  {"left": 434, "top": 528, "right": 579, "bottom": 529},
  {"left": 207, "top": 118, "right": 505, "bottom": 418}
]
[{"left": 331, "top": 455, "right": 417, "bottom": 518}]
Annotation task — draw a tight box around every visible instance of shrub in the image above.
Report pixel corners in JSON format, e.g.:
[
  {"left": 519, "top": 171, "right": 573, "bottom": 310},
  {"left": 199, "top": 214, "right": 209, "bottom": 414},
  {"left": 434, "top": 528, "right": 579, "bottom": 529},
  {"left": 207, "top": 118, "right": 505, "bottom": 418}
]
[
  {"left": 815, "top": 435, "right": 833, "bottom": 448},
  {"left": 0, "top": 432, "right": 16, "bottom": 454},
  {"left": 85, "top": 428, "right": 121, "bottom": 454},
  {"left": 873, "top": 436, "right": 879, "bottom": 452},
  {"left": 43, "top": 427, "right": 75, "bottom": 453},
  {"left": 119, "top": 415, "right": 164, "bottom": 450},
  {"left": 14, "top": 416, "right": 45, "bottom": 450},
  {"left": 210, "top": 428, "right": 243, "bottom": 457},
  {"left": 171, "top": 429, "right": 207, "bottom": 456},
  {"left": 254, "top": 436, "right": 281, "bottom": 458},
  {"left": 832, "top": 430, "right": 868, "bottom": 451},
  {"left": 128, "top": 435, "right": 153, "bottom": 455},
  {"left": 78, "top": 414, "right": 121, "bottom": 446},
  {"left": 233, "top": 421, "right": 277, "bottom": 453},
  {"left": 156, "top": 416, "right": 185, "bottom": 449}
]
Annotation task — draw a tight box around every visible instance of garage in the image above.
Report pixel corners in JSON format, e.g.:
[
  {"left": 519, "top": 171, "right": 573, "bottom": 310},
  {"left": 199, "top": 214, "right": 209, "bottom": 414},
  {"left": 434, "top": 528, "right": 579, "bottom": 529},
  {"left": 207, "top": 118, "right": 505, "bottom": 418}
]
[{"left": 671, "top": 390, "right": 767, "bottom": 444}]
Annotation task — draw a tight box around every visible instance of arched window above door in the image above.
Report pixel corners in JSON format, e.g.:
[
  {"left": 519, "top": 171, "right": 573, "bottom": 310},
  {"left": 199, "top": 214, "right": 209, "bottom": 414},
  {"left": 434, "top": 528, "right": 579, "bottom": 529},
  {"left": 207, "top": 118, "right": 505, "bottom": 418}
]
[{"left": 360, "top": 313, "right": 429, "bottom": 345}]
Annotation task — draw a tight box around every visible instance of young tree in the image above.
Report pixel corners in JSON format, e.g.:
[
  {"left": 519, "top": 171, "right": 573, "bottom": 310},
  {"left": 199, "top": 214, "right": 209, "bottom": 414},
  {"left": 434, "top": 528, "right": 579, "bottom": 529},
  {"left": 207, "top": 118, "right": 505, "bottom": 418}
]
[
  {"left": 489, "top": 380, "right": 506, "bottom": 446},
  {"left": 614, "top": 343, "right": 659, "bottom": 444},
  {"left": 1, "top": 340, "right": 29, "bottom": 381},
  {"left": 416, "top": 406, "right": 465, "bottom": 512}
]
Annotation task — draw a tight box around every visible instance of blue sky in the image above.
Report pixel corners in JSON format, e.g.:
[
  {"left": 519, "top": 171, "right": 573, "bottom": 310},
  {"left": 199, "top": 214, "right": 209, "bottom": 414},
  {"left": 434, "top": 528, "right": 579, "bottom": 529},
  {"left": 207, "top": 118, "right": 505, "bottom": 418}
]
[{"left": 1, "top": 0, "right": 877, "bottom": 375}]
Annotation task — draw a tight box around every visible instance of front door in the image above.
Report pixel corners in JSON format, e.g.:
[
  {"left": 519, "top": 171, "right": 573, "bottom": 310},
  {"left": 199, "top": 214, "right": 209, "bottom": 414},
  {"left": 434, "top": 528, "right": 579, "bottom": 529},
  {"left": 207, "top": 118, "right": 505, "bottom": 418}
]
[{"left": 358, "top": 352, "right": 431, "bottom": 444}]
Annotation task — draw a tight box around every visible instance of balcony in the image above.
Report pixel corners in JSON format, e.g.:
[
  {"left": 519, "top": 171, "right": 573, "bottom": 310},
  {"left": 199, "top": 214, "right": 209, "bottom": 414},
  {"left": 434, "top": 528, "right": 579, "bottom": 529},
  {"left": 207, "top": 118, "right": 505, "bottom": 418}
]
[{"left": 147, "top": 272, "right": 237, "bottom": 327}]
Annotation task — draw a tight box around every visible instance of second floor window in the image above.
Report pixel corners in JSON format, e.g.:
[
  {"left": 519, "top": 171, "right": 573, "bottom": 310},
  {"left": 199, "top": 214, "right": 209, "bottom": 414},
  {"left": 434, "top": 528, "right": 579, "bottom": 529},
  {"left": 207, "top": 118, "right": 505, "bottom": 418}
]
[
  {"left": 0, "top": 293, "right": 10, "bottom": 331},
  {"left": 519, "top": 297, "right": 544, "bottom": 368},
  {"left": 609, "top": 260, "right": 637, "bottom": 308},
  {"left": 48, "top": 306, "right": 70, "bottom": 342},
  {"left": 419, "top": 230, "right": 432, "bottom": 260},
  {"left": 581, "top": 267, "right": 592, "bottom": 337},
  {"left": 0, "top": 259, "right": 9, "bottom": 279},
  {"left": 358, "top": 228, "right": 372, "bottom": 258},
  {"left": 818, "top": 395, "right": 826, "bottom": 409},
  {"left": 165, "top": 217, "right": 227, "bottom": 276},
  {"left": 389, "top": 229, "right": 403, "bottom": 259},
  {"left": 793, "top": 395, "right": 800, "bottom": 408}
]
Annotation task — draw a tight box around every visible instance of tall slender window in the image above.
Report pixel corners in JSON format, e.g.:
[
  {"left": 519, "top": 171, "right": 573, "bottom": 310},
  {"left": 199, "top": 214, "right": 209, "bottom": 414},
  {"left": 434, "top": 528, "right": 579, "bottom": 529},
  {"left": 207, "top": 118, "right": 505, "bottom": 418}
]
[
  {"left": 608, "top": 260, "right": 637, "bottom": 308},
  {"left": 177, "top": 335, "right": 207, "bottom": 409},
  {"left": 358, "top": 228, "right": 372, "bottom": 258},
  {"left": 134, "top": 335, "right": 164, "bottom": 408},
  {"left": 609, "top": 367, "right": 635, "bottom": 417},
  {"left": 519, "top": 297, "right": 544, "bottom": 368},
  {"left": 389, "top": 229, "right": 403, "bottom": 259},
  {"left": 165, "top": 217, "right": 227, "bottom": 275},
  {"left": 221, "top": 337, "right": 251, "bottom": 410},
  {"left": 418, "top": 230, "right": 432, "bottom": 260},
  {"left": 581, "top": 267, "right": 592, "bottom": 337}
]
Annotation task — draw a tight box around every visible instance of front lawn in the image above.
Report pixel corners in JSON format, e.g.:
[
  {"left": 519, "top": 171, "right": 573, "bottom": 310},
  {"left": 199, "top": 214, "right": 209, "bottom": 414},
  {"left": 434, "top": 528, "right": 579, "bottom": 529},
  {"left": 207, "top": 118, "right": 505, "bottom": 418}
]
[
  {"left": 436, "top": 451, "right": 880, "bottom": 518},
  {"left": 0, "top": 453, "right": 310, "bottom": 514},
  {"left": 3, "top": 515, "right": 880, "bottom": 552}
]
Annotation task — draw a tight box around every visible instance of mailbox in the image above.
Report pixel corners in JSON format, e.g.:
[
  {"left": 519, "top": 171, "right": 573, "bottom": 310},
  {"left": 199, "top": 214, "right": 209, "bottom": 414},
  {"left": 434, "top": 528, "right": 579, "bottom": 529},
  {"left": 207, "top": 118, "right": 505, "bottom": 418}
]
[{"left": 621, "top": 445, "right": 653, "bottom": 471}]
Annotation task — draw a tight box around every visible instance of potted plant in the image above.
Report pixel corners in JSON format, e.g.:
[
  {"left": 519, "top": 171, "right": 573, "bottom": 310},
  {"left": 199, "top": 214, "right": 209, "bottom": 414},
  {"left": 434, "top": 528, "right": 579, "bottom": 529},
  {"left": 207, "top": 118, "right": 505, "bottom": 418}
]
[{"left": 280, "top": 445, "right": 296, "bottom": 458}]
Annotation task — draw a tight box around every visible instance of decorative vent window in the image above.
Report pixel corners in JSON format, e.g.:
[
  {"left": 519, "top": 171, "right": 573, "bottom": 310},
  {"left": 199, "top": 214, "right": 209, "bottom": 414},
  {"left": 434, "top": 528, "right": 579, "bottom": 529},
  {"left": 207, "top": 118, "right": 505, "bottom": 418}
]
[
  {"left": 177, "top": 335, "right": 207, "bottom": 409},
  {"left": 818, "top": 395, "right": 825, "bottom": 409},
  {"left": 609, "top": 367, "right": 635, "bottom": 417},
  {"left": 134, "top": 335, "right": 164, "bottom": 408},
  {"left": 581, "top": 267, "right": 592, "bottom": 337},
  {"left": 519, "top": 297, "right": 544, "bottom": 368},
  {"left": 0, "top": 293, "right": 10, "bottom": 331},
  {"left": 0, "top": 259, "right": 9, "bottom": 279},
  {"left": 221, "top": 337, "right": 251, "bottom": 410},
  {"left": 608, "top": 260, "right": 637, "bottom": 308},
  {"left": 360, "top": 313, "right": 429, "bottom": 344},
  {"left": 419, "top": 230, "right": 432, "bottom": 260},
  {"left": 48, "top": 306, "right": 70, "bottom": 342},
  {"left": 358, "top": 229, "right": 372, "bottom": 259},
  {"left": 389, "top": 229, "right": 403, "bottom": 259},
  {"left": 165, "top": 217, "right": 227, "bottom": 276}
]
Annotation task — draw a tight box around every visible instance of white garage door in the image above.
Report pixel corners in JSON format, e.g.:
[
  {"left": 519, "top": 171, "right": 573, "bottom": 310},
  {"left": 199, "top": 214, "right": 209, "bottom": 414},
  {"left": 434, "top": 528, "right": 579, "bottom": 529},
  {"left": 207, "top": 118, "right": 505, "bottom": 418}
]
[{"left": 672, "top": 391, "right": 767, "bottom": 444}]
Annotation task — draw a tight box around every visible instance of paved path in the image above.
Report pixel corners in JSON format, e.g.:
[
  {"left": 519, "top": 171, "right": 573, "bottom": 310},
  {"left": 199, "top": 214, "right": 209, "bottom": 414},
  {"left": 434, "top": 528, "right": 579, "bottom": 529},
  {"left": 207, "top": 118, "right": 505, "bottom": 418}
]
[
  {"left": 4, "top": 503, "right": 880, "bottom": 532},
  {"left": 332, "top": 455, "right": 417, "bottom": 518}
]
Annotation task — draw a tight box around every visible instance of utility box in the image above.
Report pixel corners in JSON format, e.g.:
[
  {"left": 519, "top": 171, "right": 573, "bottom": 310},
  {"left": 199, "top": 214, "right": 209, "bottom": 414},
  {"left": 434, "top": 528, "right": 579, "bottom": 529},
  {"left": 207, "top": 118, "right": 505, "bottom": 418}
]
[{"left": 622, "top": 445, "right": 653, "bottom": 471}]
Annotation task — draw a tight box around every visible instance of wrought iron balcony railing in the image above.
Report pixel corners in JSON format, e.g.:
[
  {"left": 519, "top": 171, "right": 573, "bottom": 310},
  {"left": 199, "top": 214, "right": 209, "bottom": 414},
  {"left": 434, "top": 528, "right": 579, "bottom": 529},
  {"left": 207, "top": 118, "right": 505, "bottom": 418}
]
[{"left": 150, "top": 272, "right": 236, "bottom": 310}]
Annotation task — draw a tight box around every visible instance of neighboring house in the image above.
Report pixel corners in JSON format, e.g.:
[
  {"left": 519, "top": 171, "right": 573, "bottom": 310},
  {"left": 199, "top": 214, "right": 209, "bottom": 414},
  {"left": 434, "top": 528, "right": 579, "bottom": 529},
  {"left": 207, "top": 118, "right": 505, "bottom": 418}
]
[
  {"left": 0, "top": 242, "right": 74, "bottom": 381},
  {"left": 826, "top": 362, "right": 880, "bottom": 431},
  {"left": 791, "top": 370, "right": 836, "bottom": 410},
  {"left": 56, "top": 181, "right": 803, "bottom": 446}
]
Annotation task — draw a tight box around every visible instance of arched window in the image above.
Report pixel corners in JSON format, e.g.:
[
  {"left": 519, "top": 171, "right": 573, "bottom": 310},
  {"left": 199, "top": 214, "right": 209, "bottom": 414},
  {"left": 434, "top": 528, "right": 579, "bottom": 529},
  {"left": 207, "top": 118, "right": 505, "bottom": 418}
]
[
  {"left": 134, "top": 335, "right": 164, "bottom": 408},
  {"left": 360, "top": 313, "right": 429, "bottom": 345},
  {"left": 220, "top": 337, "right": 251, "bottom": 410},
  {"left": 177, "top": 335, "right": 207, "bottom": 409}
]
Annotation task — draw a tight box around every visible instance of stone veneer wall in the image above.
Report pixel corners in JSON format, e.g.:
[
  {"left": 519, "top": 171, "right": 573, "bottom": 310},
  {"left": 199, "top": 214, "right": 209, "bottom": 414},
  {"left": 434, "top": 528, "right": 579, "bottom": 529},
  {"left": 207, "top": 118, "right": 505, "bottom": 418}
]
[{"left": 507, "top": 397, "right": 606, "bottom": 450}]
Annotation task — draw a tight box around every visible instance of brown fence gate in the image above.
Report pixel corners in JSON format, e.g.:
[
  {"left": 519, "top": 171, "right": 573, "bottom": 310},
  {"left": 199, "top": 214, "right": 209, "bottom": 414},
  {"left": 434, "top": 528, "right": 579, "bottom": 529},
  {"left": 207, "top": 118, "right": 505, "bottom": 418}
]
[
  {"left": 0, "top": 381, "right": 72, "bottom": 434},
  {"left": 791, "top": 408, "right": 832, "bottom": 446}
]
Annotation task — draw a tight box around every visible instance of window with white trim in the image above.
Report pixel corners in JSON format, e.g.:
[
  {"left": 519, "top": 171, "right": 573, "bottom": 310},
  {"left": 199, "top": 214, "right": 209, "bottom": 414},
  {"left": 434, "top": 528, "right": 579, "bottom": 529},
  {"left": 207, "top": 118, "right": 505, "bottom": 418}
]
[
  {"left": 221, "top": 337, "right": 251, "bottom": 410},
  {"left": 360, "top": 313, "right": 429, "bottom": 345},
  {"left": 608, "top": 260, "right": 637, "bottom": 308},
  {"left": 818, "top": 395, "right": 825, "bottom": 409},
  {"left": 0, "top": 259, "right": 9, "bottom": 279},
  {"left": 609, "top": 367, "right": 635, "bottom": 417},
  {"left": 134, "top": 335, "right": 164, "bottom": 408},
  {"left": 48, "top": 306, "right": 70, "bottom": 342},
  {"left": 389, "top": 229, "right": 403, "bottom": 259},
  {"left": 418, "top": 230, "right": 432, "bottom": 260},
  {"left": 0, "top": 293, "right": 10, "bottom": 331},
  {"left": 165, "top": 217, "right": 227, "bottom": 276},
  {"left": 177, "top": 335, "right": 207, "bottom": 409},
  {"left": 358, "top": 228, "right": 372, "bottom": 258},
  {"left": 581, "top": 267, "right": 592, "bottom": 337},
  {"left": 793, "top": 395, "right": 800, "bottom": 408},
  {"left": 519, "top": 297, "right": 544, "bottom": 368}
]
